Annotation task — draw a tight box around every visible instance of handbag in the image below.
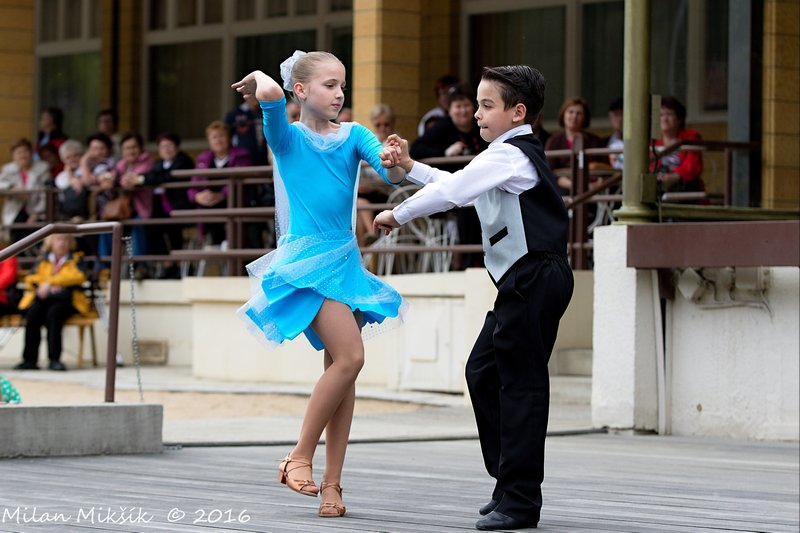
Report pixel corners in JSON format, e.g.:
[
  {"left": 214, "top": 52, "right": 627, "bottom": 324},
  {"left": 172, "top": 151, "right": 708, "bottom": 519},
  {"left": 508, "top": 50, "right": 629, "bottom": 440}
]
[{"left": 100, "top": 193, "right": 132, "bottom": 220}]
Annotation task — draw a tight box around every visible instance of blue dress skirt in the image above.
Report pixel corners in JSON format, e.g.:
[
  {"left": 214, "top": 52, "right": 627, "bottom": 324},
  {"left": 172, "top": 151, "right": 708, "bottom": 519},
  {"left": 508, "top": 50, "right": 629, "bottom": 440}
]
[{"left": 237, "top": 230, "right": 405, "bottom": 350}]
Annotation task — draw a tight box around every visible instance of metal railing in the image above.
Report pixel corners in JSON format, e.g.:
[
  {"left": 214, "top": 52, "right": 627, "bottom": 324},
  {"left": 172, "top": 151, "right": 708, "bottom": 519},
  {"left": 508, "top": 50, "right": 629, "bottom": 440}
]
[
  {"left": 0, "top": 137, "right": 770, "bottom": 272},
  {"left": 559, "top": 137, "right": 764, "bottom": 268}
]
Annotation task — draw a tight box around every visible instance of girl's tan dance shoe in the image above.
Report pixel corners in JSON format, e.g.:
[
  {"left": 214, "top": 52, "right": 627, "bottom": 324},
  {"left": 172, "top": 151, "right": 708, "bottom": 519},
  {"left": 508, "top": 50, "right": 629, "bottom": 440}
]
[
  {"left": 278, "top": 455, "right": 319, "bottom": 497},
  {"left": 318, "top": 482, "right": 346, "bottom": 517}
]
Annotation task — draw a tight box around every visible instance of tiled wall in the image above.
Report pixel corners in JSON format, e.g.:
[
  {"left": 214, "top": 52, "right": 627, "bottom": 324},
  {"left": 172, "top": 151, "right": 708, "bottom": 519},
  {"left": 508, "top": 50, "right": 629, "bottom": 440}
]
[
  {"left": 0, "top": 1, "right": 35, "bottom": 152},
  {"left": 762, "top": 0, "right": 800, "bottom": 209},
  {"left": 352, "top": 0, "right": 457, "bottom": 140}
]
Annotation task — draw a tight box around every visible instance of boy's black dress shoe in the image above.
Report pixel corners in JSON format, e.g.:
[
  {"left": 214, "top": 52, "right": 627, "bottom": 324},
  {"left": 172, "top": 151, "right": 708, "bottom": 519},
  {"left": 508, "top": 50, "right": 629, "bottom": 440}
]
[
  {"left": 479, "top": 499, "right": 500, "bottom": 515},
  {"left": 48, "top": 361, "right": 67, "bottom": 371},
  {"left": 13, "top": 361, "right": 39, "bottom": 370},
  {"left": 475, "top": 510, "right": 537, "bottom": 530}
]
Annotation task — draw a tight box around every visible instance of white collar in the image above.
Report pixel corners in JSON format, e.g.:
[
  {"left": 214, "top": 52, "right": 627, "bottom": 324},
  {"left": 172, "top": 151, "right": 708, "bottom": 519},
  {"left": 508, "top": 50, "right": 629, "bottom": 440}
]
[{"left": 492, "top": 124, "right": 534, "bottom": 145}]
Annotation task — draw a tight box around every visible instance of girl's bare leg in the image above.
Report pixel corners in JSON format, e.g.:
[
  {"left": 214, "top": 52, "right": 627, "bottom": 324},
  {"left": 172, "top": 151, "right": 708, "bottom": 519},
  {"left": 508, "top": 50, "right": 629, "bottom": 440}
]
[
  {"left": 288, "top": 300, "right": 364, "bottom": 486},
  {"left": 315, "top": 350, "right": 355, "bottom": 509},
  {"left": 320, "top": 310, "right": 361, "bottom": 509}
]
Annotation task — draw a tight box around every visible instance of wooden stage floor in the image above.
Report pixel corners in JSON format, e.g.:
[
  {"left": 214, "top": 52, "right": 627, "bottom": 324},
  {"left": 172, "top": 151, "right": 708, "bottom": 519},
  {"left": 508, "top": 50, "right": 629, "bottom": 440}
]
[{"left": 1, "top": 433, "right": 797, "bottom": 532}]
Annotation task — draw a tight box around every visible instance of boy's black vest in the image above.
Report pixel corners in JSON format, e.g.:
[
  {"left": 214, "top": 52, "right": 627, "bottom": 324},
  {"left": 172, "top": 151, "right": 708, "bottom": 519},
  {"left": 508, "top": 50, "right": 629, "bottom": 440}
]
[{"left": 473, "top": 134, "right": 569, "bottom": 284}]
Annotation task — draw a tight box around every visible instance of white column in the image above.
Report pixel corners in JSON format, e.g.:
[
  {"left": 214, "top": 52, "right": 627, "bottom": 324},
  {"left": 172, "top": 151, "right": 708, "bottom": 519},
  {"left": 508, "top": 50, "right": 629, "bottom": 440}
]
[{"left": 592, "top": 225, "right": 658, "bottom": 431}]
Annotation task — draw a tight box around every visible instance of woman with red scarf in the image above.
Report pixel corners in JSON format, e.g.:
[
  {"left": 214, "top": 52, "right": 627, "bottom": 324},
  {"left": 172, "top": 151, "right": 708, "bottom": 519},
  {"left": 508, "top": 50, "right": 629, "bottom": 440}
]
[{"left": 651, "top": 96, "right": 704, "bottom": 193}]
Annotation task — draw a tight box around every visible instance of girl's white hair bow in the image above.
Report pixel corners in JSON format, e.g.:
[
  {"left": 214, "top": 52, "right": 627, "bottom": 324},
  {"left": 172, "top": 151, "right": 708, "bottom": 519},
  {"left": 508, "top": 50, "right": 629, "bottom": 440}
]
[{"left": 279, "top": 50, "right": 306, "bottom": 92}]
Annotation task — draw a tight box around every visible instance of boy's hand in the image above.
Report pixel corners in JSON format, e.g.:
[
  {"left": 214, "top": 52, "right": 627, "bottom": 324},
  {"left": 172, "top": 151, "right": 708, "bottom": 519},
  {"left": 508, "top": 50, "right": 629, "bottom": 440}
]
[
  {"left": 373, "top": 210, "right": 400, "bottom": 235},
  {"left": 383, "top": 134, "right": 413, "bottom": 172}
]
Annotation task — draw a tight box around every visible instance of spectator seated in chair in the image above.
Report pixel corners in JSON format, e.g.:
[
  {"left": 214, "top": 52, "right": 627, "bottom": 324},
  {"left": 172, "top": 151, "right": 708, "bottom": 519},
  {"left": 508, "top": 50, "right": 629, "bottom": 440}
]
[
  {"left": 13, "top": 234, "right": 92, "bottom": 371},
  {"left": 411, "top": 84, "right": 489, "bottom": 269},
  {"left": 0, "top": 138, "right": 51, "bottom": 244},
  {"left": 144, "top": 132, "right": 195, "bottom": 278},
  {"left": 650, "top": 95, "right": 705, "bottom": 195},
  {"left": 189, "top": 121, "right": 252, "bottom": 246},
  {"left": 544, "top": 96, "right": 609, "bottom": 194}
]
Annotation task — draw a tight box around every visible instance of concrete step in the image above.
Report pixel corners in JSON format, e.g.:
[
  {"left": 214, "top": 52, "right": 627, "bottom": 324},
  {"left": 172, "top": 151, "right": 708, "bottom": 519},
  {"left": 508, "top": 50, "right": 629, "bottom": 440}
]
[
  {"left": 550, "top": 376, "right": 592, "bottom": 405},
  {"left": 1, "top": 404, "right": 162, "bottom": 458},
  {"left": 554, "top": 348, "right": 593, "bottom": 376}
]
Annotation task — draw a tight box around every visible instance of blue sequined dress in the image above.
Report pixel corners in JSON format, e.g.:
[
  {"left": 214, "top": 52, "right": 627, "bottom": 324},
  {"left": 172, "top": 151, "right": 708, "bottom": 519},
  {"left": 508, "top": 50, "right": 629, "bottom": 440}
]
[{"left": 237, "top": 97, "right": 405, "bottom": 350}]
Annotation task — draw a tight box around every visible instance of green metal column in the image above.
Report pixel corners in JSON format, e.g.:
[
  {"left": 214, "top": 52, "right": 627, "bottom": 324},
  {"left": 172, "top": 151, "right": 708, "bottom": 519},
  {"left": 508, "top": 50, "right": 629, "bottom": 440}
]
[{"left": 615, "top": 0, "right": 655, "bottom": 223}]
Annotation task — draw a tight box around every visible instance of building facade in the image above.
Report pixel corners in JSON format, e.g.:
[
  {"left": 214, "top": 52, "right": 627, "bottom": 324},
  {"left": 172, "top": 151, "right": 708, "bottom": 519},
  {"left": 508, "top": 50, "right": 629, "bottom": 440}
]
[{"left": 0, "top": 0, "right": 797, "bottom": 207}]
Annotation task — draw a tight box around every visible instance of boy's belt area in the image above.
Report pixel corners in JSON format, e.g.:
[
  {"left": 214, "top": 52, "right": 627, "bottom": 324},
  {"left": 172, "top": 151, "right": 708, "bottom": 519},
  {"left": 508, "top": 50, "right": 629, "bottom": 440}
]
[{"left": 490, "top": 250, "right": 569, "bottom": 286}]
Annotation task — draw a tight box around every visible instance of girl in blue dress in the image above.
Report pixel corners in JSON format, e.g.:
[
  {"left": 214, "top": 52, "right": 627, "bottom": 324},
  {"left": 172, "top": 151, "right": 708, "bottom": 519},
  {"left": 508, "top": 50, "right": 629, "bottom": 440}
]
[{"left": 231, "top": 51, "right": 406, "bottom": 518}]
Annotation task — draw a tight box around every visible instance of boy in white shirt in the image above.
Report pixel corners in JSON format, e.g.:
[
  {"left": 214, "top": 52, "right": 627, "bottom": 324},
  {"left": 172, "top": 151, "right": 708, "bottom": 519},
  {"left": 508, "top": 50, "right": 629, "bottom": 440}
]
[{"left": 375, "top": 65, "right": 574, "bottom": 531}]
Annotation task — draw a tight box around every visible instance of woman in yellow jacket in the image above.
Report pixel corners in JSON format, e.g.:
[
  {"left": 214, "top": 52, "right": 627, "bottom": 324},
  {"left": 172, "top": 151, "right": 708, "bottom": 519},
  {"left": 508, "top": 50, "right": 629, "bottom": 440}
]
[{"left": 14, "top": 234, "right": 89, "bottom": 371}]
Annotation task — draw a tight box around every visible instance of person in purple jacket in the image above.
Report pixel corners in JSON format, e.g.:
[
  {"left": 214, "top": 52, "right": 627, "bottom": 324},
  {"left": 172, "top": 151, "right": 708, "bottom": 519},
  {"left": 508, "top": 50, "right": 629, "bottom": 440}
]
[{"left": 188, "top": 121, "right": 252, "bottom": 245}]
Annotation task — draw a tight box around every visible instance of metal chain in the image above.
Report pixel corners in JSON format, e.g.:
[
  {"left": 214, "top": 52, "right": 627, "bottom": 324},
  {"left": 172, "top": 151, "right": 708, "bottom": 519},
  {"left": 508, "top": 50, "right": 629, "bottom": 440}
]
[{"left": 124, "top": 237, "right": 145, "bottom": 403}]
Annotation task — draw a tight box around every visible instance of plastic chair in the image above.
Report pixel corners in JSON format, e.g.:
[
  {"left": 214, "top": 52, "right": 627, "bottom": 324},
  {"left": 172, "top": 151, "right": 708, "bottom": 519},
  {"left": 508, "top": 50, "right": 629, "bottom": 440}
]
[{"left": 363, "top": 185, "right": 455, "bottom": 275}]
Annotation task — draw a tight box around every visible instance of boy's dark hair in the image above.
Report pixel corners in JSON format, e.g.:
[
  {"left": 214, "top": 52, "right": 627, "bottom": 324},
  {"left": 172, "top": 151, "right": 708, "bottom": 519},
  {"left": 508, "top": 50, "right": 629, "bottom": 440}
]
[
  {"left": 481, "top": 65, "right": 545, "bottom": 125},
  {"left": 86, "top": 132, "right": 113, "bottom": 150},
  {"left": 608, "top": 96, "right": 623, "bottom": 112}
]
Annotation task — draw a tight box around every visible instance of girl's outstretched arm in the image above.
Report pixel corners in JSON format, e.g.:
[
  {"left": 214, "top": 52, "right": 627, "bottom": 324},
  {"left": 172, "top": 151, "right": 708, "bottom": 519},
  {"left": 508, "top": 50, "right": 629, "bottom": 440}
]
[{"left": 231, "top": 70, "right": 284, "bottom": 103}]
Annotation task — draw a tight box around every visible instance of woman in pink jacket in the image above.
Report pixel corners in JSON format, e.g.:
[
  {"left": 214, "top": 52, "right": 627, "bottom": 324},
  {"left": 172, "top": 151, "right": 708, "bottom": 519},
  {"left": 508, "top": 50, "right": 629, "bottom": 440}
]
[
  {"left": 96, "top": 132, "right": 154, "bottom": 277},
  {"left": 188, "top": 121, "right": 252, "bottom": 245}
]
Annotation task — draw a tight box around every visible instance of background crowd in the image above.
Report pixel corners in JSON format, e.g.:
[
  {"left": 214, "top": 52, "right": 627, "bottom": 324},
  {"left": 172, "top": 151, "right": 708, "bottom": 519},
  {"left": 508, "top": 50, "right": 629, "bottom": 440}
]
[
  {"left": 0, "top": 74, "right": 702, "bottom": 280},
  {"left": 0, "top": 73, "right": 704, "bottom": 373}
]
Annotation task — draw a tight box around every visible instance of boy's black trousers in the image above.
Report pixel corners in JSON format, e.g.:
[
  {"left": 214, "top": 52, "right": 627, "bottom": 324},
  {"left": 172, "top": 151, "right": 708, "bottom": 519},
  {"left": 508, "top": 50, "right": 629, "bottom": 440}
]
[{"left": 466, "top": 252, "right": 574, "bottom": 522}]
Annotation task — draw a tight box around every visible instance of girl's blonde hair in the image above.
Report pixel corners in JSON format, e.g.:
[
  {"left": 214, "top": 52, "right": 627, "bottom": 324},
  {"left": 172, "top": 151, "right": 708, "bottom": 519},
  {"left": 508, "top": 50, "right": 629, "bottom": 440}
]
[{"left": 288, "top": 51, "right": 344, "bottom": 104}]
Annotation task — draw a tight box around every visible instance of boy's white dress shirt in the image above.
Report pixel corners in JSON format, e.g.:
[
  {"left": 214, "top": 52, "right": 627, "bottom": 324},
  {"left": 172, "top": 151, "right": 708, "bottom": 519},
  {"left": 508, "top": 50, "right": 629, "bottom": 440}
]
[{"left": 392, "top": 125, "right": 541, "bottom": 225}]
